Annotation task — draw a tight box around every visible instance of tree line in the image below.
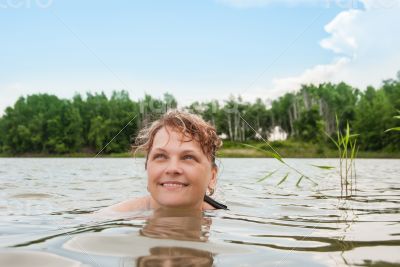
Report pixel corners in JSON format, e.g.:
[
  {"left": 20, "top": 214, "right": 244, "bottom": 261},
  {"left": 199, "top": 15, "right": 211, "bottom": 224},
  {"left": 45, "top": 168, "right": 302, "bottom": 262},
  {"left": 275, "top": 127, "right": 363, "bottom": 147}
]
[{"left": 0, "top": 77, "right": 399, "bottom": 154}]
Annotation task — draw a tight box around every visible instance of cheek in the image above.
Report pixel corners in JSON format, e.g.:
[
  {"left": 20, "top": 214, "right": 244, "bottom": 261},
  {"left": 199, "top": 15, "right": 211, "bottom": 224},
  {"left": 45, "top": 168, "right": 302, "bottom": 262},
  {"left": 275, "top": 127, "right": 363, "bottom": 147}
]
[
  {"left": 192, "top": 166, "right": 212, "bottom": 186},
  {"left": 146, "top": 164, "right": 161, "bottom": 183}
]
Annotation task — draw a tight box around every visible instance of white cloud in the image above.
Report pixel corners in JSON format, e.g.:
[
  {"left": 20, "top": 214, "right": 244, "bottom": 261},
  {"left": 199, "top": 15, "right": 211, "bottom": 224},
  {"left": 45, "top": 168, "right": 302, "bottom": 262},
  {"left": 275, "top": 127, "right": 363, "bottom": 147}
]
[
  {"left": 272, "top": 0, "right": 400, "bottom": 93},
  {"left": 272, "top": 58, "right": 350, "bottom": 93},
  {"left": 218, "top": 0, "right": 400, "bottom": 95},
  {"left": 320, "top": 9, "right": 361, "bottom": 55}
]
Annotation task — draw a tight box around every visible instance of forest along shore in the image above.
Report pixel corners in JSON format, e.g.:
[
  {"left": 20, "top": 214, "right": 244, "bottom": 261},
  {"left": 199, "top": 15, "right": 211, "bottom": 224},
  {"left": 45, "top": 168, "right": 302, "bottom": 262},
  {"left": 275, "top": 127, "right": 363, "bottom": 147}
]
[
  {"left": 1, "top": 79, "right": 399, "bottom": 157},
  {"left": 1, "top": 141, "right": 399, "bottom": 158}
]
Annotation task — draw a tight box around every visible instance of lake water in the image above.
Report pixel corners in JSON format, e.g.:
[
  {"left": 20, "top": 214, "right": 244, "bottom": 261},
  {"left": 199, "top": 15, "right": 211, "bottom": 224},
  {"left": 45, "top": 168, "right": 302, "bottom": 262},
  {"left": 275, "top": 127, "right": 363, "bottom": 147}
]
[{"left": 0, "top": 158, "right": 399, "bottom": 267}]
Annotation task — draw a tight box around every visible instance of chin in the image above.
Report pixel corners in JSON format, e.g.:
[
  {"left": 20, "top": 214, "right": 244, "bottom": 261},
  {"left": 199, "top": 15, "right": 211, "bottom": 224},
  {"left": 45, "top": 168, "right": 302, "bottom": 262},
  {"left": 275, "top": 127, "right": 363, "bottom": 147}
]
[{"left": 157, "top": 197, "right": 193, "bottom": 209}]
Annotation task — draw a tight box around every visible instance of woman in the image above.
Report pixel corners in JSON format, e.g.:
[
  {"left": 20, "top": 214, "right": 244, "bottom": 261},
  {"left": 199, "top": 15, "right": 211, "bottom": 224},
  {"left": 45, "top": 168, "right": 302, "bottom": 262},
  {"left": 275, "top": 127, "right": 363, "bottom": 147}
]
[{"left": 107, "top": 110, "right": 227, "bottom": 212}]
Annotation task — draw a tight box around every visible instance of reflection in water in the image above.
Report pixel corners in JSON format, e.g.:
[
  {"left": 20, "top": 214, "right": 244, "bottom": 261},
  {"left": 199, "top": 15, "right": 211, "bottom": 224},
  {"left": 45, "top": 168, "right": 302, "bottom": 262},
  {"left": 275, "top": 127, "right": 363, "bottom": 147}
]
[
  {"left": 136, "top": 247, "right": 213, "bottom": 267},
  {"left": 140, "top": 209, "right": 211, "bottom": 242},
  {"left": 135, "top": 209, "right": 214, "bottom": 267}
]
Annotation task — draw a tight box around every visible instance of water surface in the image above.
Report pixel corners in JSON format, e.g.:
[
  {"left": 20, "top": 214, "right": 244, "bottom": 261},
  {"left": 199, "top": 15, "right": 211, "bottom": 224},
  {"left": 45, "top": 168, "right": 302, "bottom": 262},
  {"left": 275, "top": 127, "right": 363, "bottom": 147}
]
[{"left": 0, "top": 158, "right": 399, "bottom": 266}]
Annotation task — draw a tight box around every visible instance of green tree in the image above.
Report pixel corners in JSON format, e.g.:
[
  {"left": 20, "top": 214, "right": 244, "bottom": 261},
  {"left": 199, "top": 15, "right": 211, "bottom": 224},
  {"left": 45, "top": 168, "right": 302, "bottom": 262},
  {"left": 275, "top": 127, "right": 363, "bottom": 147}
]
[
  {"left": 354, "top": 87, "right": 393, "bottom": 150},
  {"left": 294, "top": 106, "right": 324, "bottom": 142}
]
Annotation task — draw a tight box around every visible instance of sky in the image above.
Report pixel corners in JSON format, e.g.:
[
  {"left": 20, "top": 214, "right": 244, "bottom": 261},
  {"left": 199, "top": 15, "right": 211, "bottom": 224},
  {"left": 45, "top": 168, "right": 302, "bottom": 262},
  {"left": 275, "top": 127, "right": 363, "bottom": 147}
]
[{"left": 1, "top": 0, "right": 399, "bottom": 114}]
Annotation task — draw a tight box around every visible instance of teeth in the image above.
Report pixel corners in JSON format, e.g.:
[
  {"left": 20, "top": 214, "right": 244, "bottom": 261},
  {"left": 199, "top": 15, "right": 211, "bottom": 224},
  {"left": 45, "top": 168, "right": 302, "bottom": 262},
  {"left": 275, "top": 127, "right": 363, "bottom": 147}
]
[{"left": 162, "top": 183, "right": 185, "bottom": 187}]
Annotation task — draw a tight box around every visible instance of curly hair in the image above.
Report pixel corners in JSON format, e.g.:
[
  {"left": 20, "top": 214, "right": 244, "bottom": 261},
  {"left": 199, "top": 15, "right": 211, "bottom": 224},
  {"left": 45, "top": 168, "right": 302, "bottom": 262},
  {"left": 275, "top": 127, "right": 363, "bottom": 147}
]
[{"left": 133, "top": 110, "right": 222, "bottom": 168}]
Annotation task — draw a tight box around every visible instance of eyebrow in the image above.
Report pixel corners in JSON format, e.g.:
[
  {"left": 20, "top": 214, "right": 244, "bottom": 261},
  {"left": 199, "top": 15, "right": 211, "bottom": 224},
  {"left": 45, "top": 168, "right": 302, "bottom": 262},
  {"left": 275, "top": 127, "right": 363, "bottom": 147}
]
[
  {"left": 181, "top": 149, "right": 198, "bottom": 155},
  {"left": 151, "top": 148, "right": 167, "bottom": 153},
  {"left": 151, "top": 148, "right": 198, "bottom": 154}
]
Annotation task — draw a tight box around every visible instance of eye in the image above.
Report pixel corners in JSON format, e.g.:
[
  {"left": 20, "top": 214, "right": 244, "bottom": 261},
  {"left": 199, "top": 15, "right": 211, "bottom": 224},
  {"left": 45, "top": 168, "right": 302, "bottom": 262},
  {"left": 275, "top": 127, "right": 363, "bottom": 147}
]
[
  {"left": 153, "top": 153, "right": 167, "bottom": 160},
  {"left": 182, "top": 154, "right": 196, "bottom": 161}
]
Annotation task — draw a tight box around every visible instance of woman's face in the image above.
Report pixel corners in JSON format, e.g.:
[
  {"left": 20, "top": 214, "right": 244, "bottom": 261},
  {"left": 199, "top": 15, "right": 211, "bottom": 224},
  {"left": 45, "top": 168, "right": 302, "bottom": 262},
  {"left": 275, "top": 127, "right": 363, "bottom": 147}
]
[{"left": 146, "top": 126, "right": 217, "bottom": 210}]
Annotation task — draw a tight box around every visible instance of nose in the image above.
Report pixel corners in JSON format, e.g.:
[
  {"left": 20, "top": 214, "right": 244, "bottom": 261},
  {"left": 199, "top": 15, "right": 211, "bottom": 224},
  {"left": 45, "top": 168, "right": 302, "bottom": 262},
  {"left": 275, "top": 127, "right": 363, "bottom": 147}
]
[{"left": 165, "top": 157, "right": 183, "bottom": 175}]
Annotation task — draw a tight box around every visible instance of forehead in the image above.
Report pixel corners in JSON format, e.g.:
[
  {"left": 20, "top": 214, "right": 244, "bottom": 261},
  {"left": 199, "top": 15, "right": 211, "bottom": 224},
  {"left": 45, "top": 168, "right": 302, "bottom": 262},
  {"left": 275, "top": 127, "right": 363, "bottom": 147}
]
[{"left": 151, "top": 127, "right": 202, "bottom": 152}]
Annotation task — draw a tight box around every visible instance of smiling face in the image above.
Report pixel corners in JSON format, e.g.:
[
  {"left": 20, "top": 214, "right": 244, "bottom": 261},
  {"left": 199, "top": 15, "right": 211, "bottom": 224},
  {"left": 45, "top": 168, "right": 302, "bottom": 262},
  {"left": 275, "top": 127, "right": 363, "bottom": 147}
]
[{"left": 146, "top": 126, "right": 217, "bottom": 210}]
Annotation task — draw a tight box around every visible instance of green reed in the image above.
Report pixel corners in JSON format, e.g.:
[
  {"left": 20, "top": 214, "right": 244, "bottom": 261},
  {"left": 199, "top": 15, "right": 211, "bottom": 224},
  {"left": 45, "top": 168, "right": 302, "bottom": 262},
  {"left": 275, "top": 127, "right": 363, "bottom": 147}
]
[
  {"left": 239, "top": 112, "right": 332, "bottom": 187},
  {"left": 241, "top": 112, "right": 359, "bottom": 198},
  {"left": 241, "top": 142, "right": 318, "bottom": 186},
  {"left": 385, "top": 110, "right": 400, "bottom": 133},
  {"left": 325, "top": 115, "right": 359, "bottom": 197}
]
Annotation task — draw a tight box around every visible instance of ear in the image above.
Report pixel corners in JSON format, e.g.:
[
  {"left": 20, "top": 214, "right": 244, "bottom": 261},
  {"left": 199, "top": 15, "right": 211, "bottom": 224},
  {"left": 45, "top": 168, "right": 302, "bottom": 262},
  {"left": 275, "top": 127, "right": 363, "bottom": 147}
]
[{"left": 208, "top": 165, "right": 218, "bottom": 189}]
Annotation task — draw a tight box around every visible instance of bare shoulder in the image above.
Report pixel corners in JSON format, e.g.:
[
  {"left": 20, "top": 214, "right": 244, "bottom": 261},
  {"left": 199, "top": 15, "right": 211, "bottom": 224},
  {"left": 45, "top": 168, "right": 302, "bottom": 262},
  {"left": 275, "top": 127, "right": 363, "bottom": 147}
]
[
  {"left": 102, "top": 196, "right": 151, "bottom": 212},
  {"left": 98, "top": 196, "right": 219, "bottom": 213}
]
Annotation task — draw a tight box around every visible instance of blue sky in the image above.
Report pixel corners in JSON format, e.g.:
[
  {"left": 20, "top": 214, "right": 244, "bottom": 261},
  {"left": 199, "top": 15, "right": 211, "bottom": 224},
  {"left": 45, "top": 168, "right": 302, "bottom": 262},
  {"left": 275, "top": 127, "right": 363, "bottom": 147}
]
[{"left": 1, "top": 0, "right": 399, "bottom": 113}]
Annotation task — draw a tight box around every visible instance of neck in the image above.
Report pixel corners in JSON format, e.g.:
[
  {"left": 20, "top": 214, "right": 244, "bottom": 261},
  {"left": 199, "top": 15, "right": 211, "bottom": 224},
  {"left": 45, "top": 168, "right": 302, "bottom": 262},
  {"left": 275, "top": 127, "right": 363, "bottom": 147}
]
[{"left": 149, "top": 197, "right": 203, "bottom": 212}]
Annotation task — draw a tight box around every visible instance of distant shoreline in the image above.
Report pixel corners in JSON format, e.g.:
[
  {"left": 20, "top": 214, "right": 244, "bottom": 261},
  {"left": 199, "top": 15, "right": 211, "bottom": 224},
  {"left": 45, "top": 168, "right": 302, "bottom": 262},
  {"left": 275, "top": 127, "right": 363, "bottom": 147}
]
[{"left": 1, "top": 145, "right": 399, "bottom": 159}]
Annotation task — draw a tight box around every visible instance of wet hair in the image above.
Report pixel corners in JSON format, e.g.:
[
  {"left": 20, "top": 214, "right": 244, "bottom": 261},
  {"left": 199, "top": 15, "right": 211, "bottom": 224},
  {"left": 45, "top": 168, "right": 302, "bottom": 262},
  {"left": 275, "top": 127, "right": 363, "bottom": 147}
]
[{"left": 133, "top": 110, "right": 222, "bottom": 169}]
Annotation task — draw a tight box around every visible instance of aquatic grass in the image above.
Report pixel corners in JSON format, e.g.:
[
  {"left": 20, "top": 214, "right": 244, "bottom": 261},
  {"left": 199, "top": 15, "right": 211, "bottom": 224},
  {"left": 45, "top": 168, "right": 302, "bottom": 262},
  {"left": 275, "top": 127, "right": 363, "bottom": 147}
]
[
  {"left": 386, "top": 127, "right": 400, "bottom": 132},
  {"left": 238, "top": 112, "right": 336, "bottom": 187},
  {"left": 238, "top": 142, "right": 318, "bottom": 186},
  {"left": 256, "top": 169, "right": 278, "bottom": 182},
  {"left": 277, "top": 172, "right": 289, "bottom": 186},
  {"left": 385, "top": 110, "right": 400, "bottom": 132},
  {"left": 240, "top": 143, "right": 284, "bottom": 163},
  {"left": 325, "top": 115, "right": 359, "bottom": 197},
  {"left": 310, "top": 164, "right": 335, "bottom": 170},
  {"left": 295, "top": 175, "right": 304, "bottom": 187}
]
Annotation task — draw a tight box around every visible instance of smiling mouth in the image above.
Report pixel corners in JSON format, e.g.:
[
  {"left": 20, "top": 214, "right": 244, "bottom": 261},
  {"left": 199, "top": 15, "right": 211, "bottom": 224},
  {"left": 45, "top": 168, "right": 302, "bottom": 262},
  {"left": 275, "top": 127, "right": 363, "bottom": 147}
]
[{"left": 159, "top": 182, "right": 189, "bottom": 188}]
